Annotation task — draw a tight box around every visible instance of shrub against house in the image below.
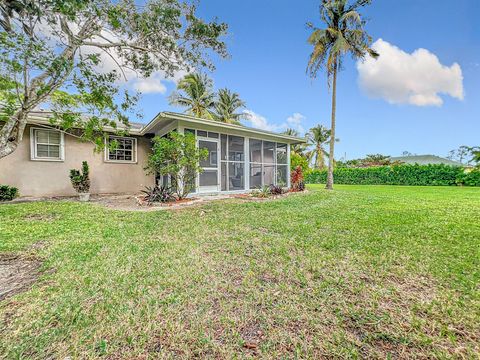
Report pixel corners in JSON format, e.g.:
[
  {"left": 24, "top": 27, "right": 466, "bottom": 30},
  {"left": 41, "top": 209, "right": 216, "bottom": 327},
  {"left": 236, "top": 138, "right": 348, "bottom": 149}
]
[{"left": 0, "top": 185, "right": 18, "bottom": 201}]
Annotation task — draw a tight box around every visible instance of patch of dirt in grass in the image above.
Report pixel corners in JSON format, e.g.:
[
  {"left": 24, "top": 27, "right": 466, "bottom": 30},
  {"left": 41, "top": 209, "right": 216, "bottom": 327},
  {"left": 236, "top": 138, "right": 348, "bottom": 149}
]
[
  {"left": 240, "top": 321, "right": 264, "bottom": 355},
  {"left": 0, "top": 254, "right": 42, "bottom": 301},
  {"left": 23, "top": 213, "right": 59, "bottom": 222}
]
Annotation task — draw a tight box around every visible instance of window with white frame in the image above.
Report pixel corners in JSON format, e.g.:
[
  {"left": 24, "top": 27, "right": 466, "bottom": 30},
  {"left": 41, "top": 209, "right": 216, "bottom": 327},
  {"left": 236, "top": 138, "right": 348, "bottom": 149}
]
[
  {"left": 249, "top": 139, "right": 288, "bottom": 189},
  {"left": 30, "top": 128, "right": 64, "bottom": 161},
  {"left": 105, "top": 136, "right": 137, "bottom": 163}
]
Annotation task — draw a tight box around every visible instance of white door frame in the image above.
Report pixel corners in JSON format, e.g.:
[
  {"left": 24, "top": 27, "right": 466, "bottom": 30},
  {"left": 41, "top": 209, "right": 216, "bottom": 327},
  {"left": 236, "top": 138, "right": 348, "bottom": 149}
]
[{"left": 196, "top": 136, "right": 220, "bottom": 193}]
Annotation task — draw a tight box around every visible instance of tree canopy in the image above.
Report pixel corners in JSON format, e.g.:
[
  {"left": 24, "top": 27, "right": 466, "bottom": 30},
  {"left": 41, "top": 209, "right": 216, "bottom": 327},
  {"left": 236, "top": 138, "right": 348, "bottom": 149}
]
[
  {"left": 169, "top": 73, "right": 216, "bottom": 119},
  {"left": 0, "top": 0, "right": 228, "bottom": 158},
  {"left": 170, "top": 73, "right": 246, "bottom": 124},
  {"left": 212, "top": 88, "right": 246, "bottom": 125}
]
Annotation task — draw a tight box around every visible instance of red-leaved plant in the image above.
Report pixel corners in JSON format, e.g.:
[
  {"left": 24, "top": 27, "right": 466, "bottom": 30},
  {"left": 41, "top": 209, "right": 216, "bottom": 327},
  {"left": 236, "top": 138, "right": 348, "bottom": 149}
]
[{"left": 291, "top": 166, "right": 305, "bottom": 192}]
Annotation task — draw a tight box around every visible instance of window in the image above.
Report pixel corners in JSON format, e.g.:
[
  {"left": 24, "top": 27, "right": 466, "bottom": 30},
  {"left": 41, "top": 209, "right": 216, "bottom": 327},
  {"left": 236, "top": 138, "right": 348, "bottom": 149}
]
[
  {"left": 249, "top": 139, "right": 288, "bottom": 188},
  {"left": 221, "top": 135, "right": 245, "bottom": 191},
  {"left": 186, "top": 129, "right": 218, "bottom": 139},
  {"left": 105, "top": 136, "right": 137, "bottom": 163},
  {"left": 30, "top": 128, "right": 64, "bottom": 161}
]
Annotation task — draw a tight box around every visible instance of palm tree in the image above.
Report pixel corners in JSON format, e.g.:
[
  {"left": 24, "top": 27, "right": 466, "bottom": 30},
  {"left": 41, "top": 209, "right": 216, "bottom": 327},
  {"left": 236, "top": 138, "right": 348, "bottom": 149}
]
[
  {"left": 213, "top": 88, "right": 246, "bottom": 124},
  {"left": 169, "top": 73, "right": 215, "bottom": 119},
  {"left": 307, "top": 0, "right": 378, "bottom": 189},
  {"left": 283, "top": 128, "right": 309, "bottom": 157},
  {"left": 307, "top": 125, "right": 332, "bottom": 169}
]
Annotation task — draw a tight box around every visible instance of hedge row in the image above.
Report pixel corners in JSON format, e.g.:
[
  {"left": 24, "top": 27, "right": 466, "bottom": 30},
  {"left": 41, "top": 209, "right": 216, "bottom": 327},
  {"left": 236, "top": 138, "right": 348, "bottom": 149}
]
[{"left": 305, "top": 164, "right": 480, "bottom": 186}]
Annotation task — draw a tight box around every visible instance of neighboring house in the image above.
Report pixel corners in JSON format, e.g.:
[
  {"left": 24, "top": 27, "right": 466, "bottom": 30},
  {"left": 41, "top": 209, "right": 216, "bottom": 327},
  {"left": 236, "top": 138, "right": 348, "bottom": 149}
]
[
  {"left": 390, "top": 155, "right": 464, "bottom": 166},
  {"left": 0, "top": 111, "right": 304, "bottom": 197}
]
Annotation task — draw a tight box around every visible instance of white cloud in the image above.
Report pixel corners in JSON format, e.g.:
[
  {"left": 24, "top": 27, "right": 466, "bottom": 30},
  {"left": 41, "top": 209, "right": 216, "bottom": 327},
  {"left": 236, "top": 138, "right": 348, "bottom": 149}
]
[
  {"left": 243, "top": 110, "right": 278, "bottom": 131},
  {"left": 286, "top": 113, "right": 306, "bottom": 134},
  {"left": 131, "top": 73, "right": 168, "bottom": 94},
  {"left": 243, "top": 110, "right": 306, "bottom": 134},
  {"left": 357, "top": 39, "right": 464, "bottom": 106}
]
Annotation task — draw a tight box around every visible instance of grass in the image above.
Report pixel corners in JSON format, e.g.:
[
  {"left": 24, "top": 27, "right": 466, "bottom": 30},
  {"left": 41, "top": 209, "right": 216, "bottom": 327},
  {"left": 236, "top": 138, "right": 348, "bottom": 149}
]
[{"left": 0, "top": 185, "right": 479, "bottom": 358}]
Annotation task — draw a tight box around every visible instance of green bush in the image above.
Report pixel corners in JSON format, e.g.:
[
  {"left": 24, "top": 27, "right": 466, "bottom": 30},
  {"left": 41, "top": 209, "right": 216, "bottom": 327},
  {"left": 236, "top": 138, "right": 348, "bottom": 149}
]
[
  {"left": 0, "top": 185, "right": 19, "bottom": 201},
  {"left": 456, "top": 170, "right": 480, "bottom": 187},
  {"left": 145, "top": 132, "right": 208, "bottom": 199},
  {"left": 69, "top": 161, "right": 91, "bottom": 193},
  {"left": 290, "top": 152, "right": 309, "bottom": 172},
  {"left": 305, "top": 164, "right": 469, "bottom": 186}
]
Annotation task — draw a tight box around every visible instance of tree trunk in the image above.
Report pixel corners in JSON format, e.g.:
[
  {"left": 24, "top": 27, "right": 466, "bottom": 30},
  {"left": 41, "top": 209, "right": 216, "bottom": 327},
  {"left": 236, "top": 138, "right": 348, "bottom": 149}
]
[
  {"left": 0, "top": 111, "right": 28, "bottom": 159},
  {"left": 315, "top": 144, "right": 322, "bottom": 169},
  {"left": 326, "top": 61, "right": 337, "bottom": 190}
]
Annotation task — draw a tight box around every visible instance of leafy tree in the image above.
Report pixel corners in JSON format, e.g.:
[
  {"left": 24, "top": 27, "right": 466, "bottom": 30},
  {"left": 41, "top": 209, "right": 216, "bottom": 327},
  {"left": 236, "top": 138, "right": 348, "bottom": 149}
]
[
  {"left": 169, "top": 73, "right": 216, "bottom": 119},
  {"left": 145, "top": 132, "right": 208, "bottom": 199},
  {"left": 0, "top": 0, "right": 228, "bottom": 159},
  {"left": 307, "top": 0, "right": 378, "bottom": 189},
  {"left": 307, "top": 124, "right": 335, "bottom": 169},
  {"left": 212, "top": 88, "right": 246, "bottom": 124},
  {"left": 448, "top": 146, "right": 479, "bottom": 165},
  {"left": 362, "top": 154, "right": 391, "bottom": 167},
  {"left": 473, "top": 149, "right": 480, "bottom": 167}
]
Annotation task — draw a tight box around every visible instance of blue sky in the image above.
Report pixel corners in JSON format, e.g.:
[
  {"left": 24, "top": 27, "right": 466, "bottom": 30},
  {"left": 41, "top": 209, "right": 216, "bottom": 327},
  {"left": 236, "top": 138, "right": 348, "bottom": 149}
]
[{"left": 136, "top": 0, "right": 480, "bottom": 160}]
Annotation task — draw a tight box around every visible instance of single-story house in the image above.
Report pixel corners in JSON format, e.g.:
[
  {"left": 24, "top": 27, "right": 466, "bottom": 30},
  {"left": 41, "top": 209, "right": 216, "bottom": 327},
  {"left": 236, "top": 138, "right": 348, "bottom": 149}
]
[
  {"left": 390, "top": 155, "right": 464, "bottom": 166},
  {"left": 0, "top": 111, "right": 304, "bottom": 197}
]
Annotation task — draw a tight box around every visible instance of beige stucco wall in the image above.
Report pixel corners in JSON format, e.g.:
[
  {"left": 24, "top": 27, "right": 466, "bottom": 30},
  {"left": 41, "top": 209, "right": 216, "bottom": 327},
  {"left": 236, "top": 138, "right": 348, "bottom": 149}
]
[{"left": 0, "top": 125, "right": 155, "bottom": 197}]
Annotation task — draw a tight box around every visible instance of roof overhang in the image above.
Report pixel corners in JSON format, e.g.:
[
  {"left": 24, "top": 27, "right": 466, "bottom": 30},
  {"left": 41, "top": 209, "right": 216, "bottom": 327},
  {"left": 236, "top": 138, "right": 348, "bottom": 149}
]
[
  {"left": 143, "top": 112, "right": 306, "bottom": 144},
  {"left": 22, "top": 111, "right": 306, "bottom": 144}
]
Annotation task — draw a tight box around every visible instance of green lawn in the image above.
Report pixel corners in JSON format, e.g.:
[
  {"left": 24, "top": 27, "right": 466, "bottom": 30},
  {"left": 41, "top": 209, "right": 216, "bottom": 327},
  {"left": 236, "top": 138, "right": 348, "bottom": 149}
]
[{"left": 1, "top": 185, "right": 479, "bottom": 358}]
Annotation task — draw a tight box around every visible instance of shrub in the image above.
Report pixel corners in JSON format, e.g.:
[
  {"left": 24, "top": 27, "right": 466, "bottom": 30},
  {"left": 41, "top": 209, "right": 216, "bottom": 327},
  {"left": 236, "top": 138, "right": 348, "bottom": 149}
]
[
  {"left": 291, "top": 165, "right": 305, "bottom": 192},
  {"left": 69, "top": 161, "right": 91, "bottom": 193},
  {"left": 145, "top": 132, "right": 208, "bottom": 199},
  {"left": 252, "top": 186, "right": 271, "bottom": 198},
  {"left": 141, "top": 185, "right": 175, "bottom": 204},
  {"left": 305, "top": 164, "right": 465, "bottom": 186},
  {"left": 269, "top": 184, "right": 285, "bottom": 195},
  {"left": 456, "top": 170, "right": 480, "bottom": 187},
  {"left": 290, "top": 152, "right": 309, "bottom": 172},
  {"left": 0, "top": 185, "right": 19, "bottom": 201}
]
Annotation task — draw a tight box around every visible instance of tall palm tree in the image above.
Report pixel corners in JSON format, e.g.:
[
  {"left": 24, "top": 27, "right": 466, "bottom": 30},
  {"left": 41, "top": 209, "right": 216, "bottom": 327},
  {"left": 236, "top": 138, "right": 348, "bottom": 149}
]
[
  {"left": 169, "top": 73, "right": 215, "bottom": 119},
  {"left": 307, "top": 125, "right": 332, "bottom": 169},
  {"left": 213, "top": 88, "right": 246, "bottom": 124},
  {"left": 307, "top": 0, "right": 378, "bottom": 189}
]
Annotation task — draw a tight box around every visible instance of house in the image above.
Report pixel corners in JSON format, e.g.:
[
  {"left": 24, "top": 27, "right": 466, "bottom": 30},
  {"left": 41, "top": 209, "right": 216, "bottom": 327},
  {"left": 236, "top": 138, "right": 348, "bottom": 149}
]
[
  {"left": 0, "top": 111, "right": 304, "bottom": 197},
  {"left": 390, "top": 155, "right": 464, "bottom": 166}
]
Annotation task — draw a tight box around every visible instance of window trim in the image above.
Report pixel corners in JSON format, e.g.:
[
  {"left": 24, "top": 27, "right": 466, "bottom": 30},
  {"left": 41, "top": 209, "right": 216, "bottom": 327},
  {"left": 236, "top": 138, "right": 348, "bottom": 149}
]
[
  {"left": 104, "top": 135, "right": 138, "bottom": 164},
  {"left": 30, "top": 127, "right": 65, "bottom": 162}
]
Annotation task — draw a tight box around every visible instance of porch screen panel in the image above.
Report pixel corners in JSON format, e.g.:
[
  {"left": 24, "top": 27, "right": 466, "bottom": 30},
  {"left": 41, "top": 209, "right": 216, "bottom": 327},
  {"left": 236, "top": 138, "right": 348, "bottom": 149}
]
[
  {"left": 276, "top": 143, "right": 288, "bottom": 187},
  {"left": 221, "top": 135, "right": 245, "bottom": 191},
  {"left": 249, "top": 140, "right": 289, "bottom": 188}
]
